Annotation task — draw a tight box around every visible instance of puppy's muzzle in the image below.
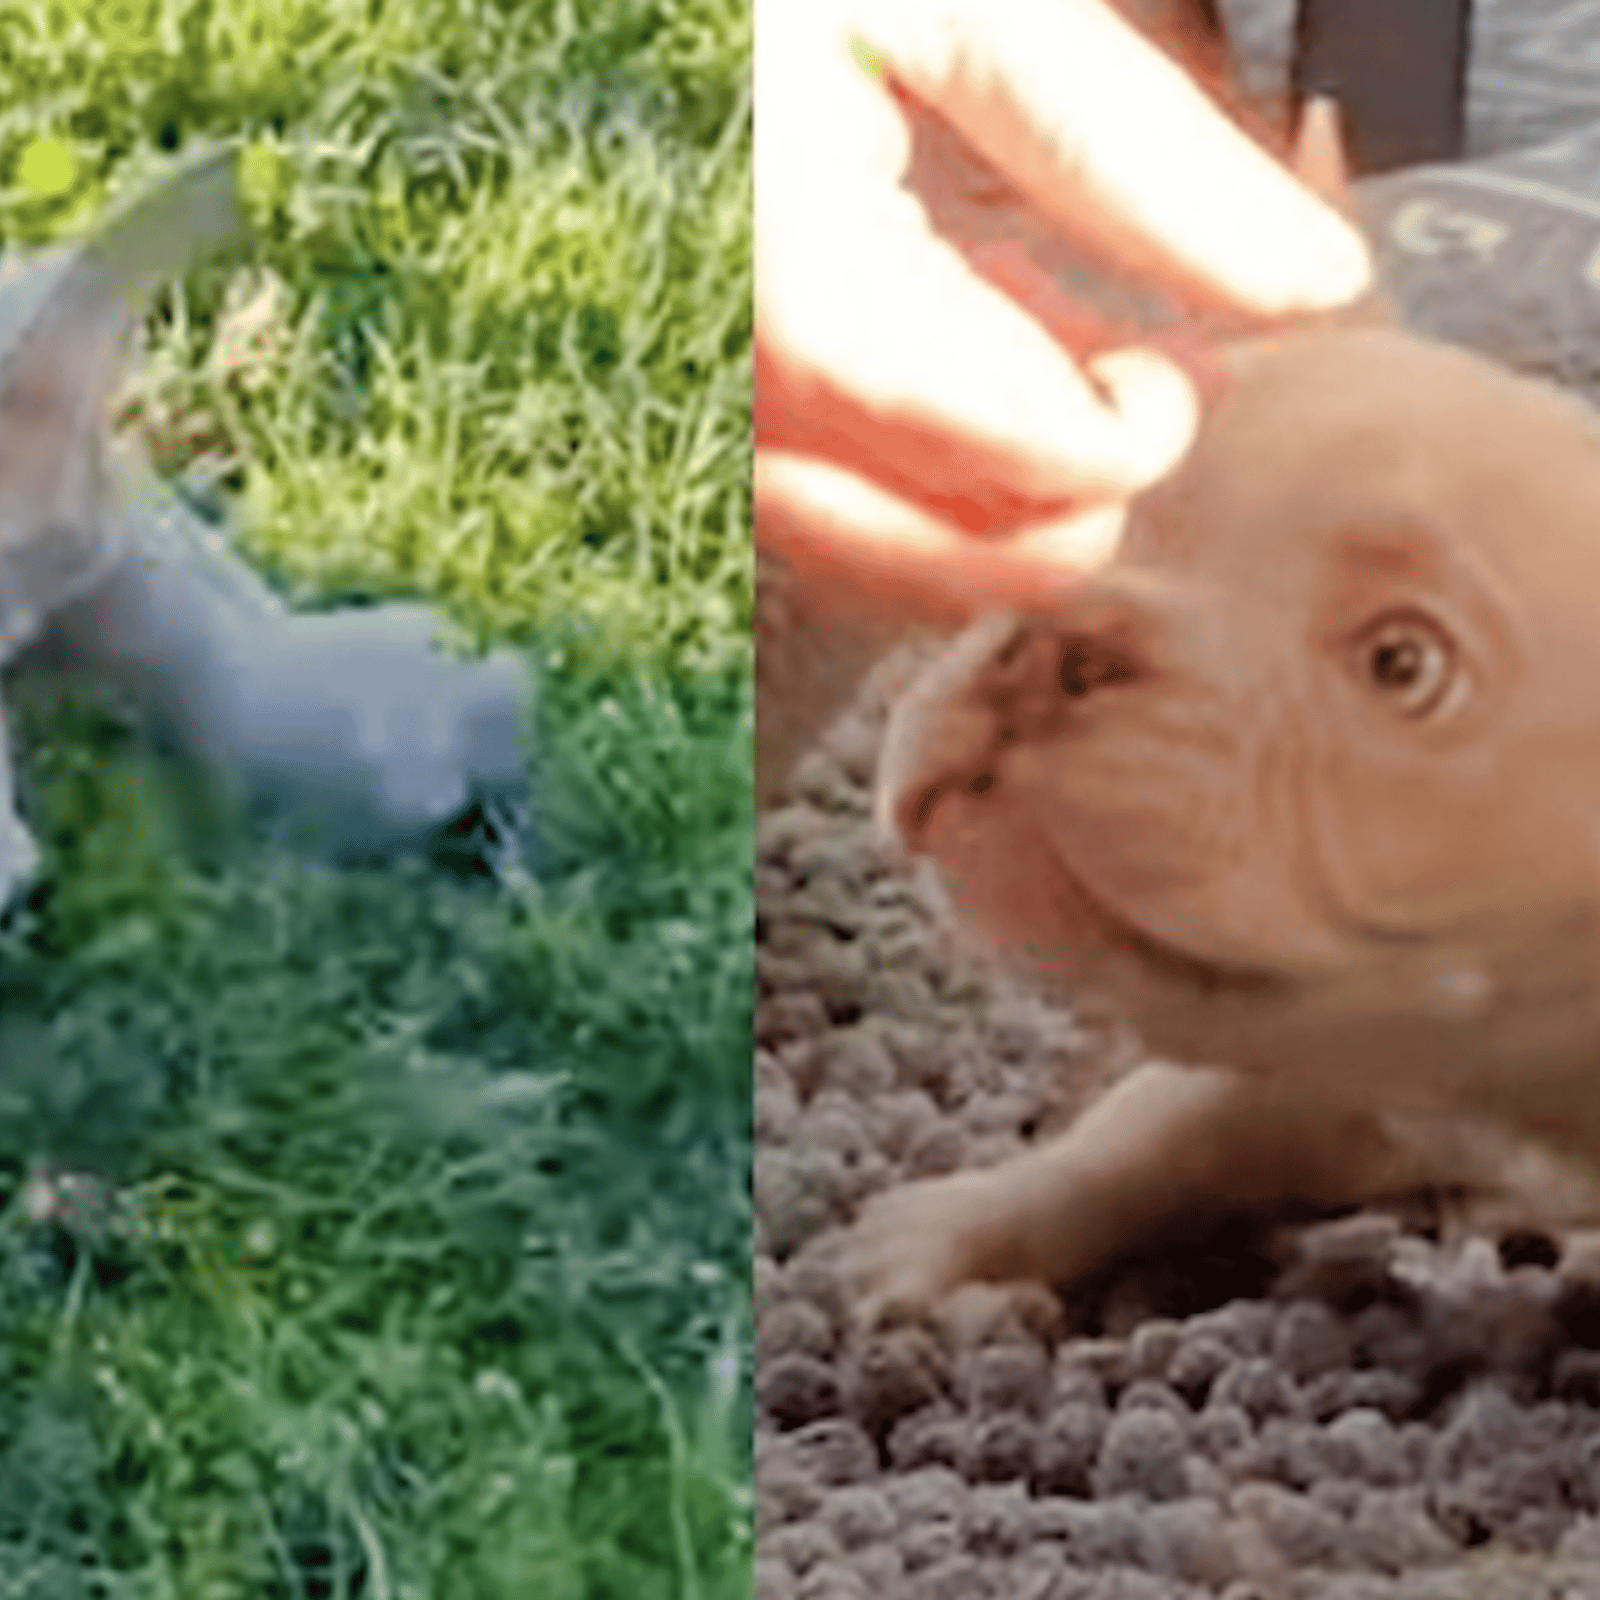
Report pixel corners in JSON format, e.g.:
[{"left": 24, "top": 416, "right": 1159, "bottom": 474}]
[{"left": 875, "top": 616, "right": 1140, "bottom": 854}]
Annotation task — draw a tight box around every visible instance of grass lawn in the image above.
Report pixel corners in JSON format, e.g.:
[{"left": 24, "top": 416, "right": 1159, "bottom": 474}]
[{"left": 0, "top": 1, "right": 751, "bottom": 1595}]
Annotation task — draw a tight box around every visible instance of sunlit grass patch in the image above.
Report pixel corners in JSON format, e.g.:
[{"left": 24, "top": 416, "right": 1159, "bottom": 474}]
[{"left": 0, "top": 0, "right": 751, "bottom": 1593}]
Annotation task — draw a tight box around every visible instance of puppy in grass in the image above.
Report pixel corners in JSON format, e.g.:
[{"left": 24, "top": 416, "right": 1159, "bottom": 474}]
[{"left": 843, "top": 116, "right": 1600, "bottom": 1321}]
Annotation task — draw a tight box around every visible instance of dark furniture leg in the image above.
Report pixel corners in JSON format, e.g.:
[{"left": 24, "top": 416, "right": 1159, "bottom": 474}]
[{"left": 1292, "top": 0, "right": 1473, "bottom": 174}]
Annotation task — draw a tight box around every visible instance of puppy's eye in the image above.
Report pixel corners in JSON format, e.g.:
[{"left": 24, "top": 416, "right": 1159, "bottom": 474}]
[{"left": 1353, "top": 612, "right": 1456, "bottom": 717}]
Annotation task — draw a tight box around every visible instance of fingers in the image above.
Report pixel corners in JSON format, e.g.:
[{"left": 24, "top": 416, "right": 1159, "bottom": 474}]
[
  {"left": 756, "top": 0, "right": 1203, "bottom": 507},
  {"left": 852, "top": 0, "right": 1373, "bottom": 318},
  {"left": 755, "top": 0, "right": 1375, "bottom": 598},
  {"left": 757, "top": 448, "right": 1122, "bottom": 626},
  {"left": 760, "top": 230, "right": 1203, "bottom": 507}
]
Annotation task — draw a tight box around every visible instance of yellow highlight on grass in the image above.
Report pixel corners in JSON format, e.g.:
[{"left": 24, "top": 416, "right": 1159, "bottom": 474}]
[
  {"left": 237, "top": 139, "right": 286, "bottom": 220},
  {"left": 18, "top": 137, "right": 76, "bottom": 198},
  {"left": 848, "top": 37, "right": 889, "bottom": 85}
]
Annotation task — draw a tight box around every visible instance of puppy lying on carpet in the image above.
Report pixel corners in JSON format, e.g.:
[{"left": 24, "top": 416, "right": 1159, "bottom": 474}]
[{"left": 846, "top": 121, "right": 1600, "bottom": 1320}]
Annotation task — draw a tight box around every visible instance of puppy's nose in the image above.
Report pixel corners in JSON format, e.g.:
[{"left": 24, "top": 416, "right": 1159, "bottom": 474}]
[
  {"left": 882, "top": 619, "right": 1123, "bottom": 852},
  {"left": 882, "top": 621, "right": 1147, "bottom": 851}
]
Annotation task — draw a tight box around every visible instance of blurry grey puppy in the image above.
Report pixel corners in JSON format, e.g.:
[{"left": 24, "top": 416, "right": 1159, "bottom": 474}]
[{"left": 0, "top": 148, "right": 531, "bottom": 904}]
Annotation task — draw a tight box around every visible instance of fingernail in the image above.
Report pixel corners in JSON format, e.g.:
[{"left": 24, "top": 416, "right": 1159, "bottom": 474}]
[
  {"left": 1013, "top": 504, "right": 1127, "bottom": 571},
  {"left": 1082, "top": 347, "right": 1199, "bottom": 489},
  {"left": 1263, "top": 209, "right": 1374, "bottom": 314}
]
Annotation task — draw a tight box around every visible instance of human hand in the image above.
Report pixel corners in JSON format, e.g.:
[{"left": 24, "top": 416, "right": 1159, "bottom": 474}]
[{"left": 755, "top": 0, "right": 1374, "bottom": 622}]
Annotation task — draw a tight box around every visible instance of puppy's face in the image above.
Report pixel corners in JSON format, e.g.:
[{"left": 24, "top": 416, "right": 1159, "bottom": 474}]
[{"left": 881, "top": 329, "right": 1600, "bottom": 1107}]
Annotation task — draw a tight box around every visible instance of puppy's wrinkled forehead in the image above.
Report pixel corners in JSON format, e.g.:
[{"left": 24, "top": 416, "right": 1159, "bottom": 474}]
[
  {"left": 1106, "top": 328, "right": 1600, "bottom": 712},
  {"left": 1128, "top": 328, "right": 1600, "bottom": 592}
]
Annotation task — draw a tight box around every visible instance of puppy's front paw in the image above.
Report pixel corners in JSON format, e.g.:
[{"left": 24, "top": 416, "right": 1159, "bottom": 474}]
[{"left": 841, "top": 1168, "right": 1013, "bottom": 1324}]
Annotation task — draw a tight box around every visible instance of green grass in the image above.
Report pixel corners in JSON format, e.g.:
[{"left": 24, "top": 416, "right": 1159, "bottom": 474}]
[{"left": 0, "top": 1, "right": 751, "bottom": 1595}]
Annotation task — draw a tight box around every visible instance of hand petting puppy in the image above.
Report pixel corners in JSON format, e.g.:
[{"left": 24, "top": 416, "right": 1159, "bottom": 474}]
[{"left": 754, "top": 0, "right": 1373, "bottom": 620}]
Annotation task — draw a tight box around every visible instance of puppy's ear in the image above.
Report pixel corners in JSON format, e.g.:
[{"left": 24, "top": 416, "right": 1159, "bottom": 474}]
[{"left": 1291, "top": 96, "right": 1399, "bottom": 330}]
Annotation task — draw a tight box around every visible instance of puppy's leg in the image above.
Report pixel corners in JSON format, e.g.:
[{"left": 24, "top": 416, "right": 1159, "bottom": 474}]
[{"left": 843, "top": 1061, "right": 1446, "bottom": 1319}]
